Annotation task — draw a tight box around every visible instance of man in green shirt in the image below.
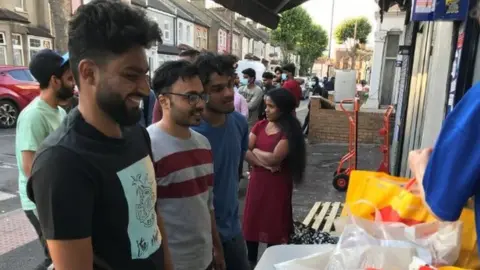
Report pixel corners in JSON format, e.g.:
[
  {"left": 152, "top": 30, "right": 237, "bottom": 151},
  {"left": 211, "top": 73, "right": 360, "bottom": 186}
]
[{"left": 15, "top": 49, "right": 74, "bottom": 270}]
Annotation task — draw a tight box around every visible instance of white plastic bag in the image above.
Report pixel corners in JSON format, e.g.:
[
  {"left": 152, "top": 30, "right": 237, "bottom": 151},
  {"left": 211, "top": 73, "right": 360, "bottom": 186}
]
[
  {"left": 274, "top": 246, "right": 415, "bottom": 270},
  {"left": 333, "top": 202, "right": 462, "bottom": 266}
]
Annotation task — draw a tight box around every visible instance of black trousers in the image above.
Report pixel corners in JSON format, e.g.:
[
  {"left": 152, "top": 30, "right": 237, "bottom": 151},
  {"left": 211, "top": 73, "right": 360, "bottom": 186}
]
[
  {"left": 302, "top": 102, "right": 311, "bottom": 136},
  {"left": 245, "top": 241, "right": 277, "bottom": 263},
  {"left": 25, "top": 210, "right": 52, "bottom": 270}
]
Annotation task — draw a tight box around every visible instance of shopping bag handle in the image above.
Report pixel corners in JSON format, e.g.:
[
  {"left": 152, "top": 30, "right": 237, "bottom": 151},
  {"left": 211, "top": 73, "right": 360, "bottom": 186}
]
[{"left": 405, "top": 178, "right": 416, "bottom": 191}]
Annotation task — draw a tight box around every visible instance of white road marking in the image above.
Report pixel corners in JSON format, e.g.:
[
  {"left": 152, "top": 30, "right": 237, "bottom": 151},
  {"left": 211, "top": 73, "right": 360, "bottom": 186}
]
[
  {"left": 0, "top": 162, "right": 17, "bottom": 169},
  {"left": 0, "top": 191, "right": 16, "bottom": 202}
]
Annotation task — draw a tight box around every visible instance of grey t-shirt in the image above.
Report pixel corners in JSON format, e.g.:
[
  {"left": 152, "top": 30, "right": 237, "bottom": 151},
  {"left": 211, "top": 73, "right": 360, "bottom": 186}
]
[
  {"left": 238, "top": 85, "right": 263, "bottom": 124},
  {"left": 147, "top": 125, "right": 214, "bottom": 270}
]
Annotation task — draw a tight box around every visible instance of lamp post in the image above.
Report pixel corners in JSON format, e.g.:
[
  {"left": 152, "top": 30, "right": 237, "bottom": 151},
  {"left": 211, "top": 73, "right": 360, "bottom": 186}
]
[{"left": 327, "top": 0, "right": 335, "bottom": 76}]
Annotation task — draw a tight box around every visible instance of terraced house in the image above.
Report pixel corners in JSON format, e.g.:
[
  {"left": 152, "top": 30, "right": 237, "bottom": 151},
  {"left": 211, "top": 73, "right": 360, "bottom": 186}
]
[{"left": 0, "top": 0, "right": 54, "bottom": 66}]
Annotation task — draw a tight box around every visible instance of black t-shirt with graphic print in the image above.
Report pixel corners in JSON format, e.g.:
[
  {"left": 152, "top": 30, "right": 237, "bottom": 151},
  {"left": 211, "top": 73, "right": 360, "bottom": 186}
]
[{"left": 27, "top": 108, "right": 164, "bottom": 270}]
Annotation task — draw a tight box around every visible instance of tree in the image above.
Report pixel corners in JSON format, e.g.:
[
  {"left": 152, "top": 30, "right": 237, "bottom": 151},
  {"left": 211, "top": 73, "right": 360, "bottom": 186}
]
[
  {"left": 271, "top": 7, "right": 312, "bottom": 63},
  {"left": 49, "top": 0, "right": 71, "bottom": 53},
  {"left": 297, "top": 24, "right": 328, "bottom": 75},
  {"left": 334, "top": 17, "right": 372, "bottom": 69}
]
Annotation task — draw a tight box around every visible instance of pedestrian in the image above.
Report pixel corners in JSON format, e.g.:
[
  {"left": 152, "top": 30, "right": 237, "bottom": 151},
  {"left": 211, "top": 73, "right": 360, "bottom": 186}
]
[
  {"left": 257, "top": 72, "right": 276, "bottom": 121},
  {"left": 234, "top": 90, "right": 249, "bottom": 118},
  {"left": 281, "top": 63, "right": 302, "bottom": 108},
  {"left": 15, "top": 49, "right": 74, "bottom": 270},
  {"left": 26, "top": 1, "right": 171, "bottom": 269},
  {"left": 243, "top": 88, "right": 307, "bottom": 268},
  {"left": 148, "top": 60, "right": 225, "bottom": 270},
  {"left": 273, "top": 67, "right": 283, "bottom": 87},
  {"left": 238, "top": 68, "right": 263, "bottom": 125},
  {"left": 191, "top": 52, "right": 250, "bottom": 270}
]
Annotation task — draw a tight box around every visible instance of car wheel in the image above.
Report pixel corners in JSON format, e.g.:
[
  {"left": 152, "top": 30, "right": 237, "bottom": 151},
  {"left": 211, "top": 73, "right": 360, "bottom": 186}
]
[{"left": 0, "top": 100, "right": 19, "bottom": 128}]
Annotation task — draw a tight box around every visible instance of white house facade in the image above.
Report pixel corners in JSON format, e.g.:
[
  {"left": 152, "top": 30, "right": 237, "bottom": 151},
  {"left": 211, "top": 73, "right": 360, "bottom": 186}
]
[{"left": 364, "top": 7, "right": 406, "bottom": 109}]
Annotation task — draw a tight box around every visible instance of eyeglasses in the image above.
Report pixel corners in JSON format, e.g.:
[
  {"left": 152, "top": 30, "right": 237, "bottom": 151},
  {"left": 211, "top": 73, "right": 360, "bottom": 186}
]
[{"left": 163, "top": 92, "right": 209, "bottom": 105}]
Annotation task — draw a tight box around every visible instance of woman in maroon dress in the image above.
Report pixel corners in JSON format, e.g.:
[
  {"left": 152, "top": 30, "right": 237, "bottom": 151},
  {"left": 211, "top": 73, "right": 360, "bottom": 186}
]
[{"left": 243, "top": 88, "right": 307, "bottom": 267}]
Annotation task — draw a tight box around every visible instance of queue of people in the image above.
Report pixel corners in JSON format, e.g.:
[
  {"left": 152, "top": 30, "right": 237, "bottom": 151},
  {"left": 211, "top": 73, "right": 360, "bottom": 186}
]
[{"left": 15, "top": 1, "right": 308, "bottom": 270}]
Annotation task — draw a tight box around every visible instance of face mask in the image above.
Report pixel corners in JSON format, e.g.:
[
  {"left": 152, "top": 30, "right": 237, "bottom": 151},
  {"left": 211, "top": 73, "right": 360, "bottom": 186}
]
[
  {"left": 281, "top": 73, "right": 287, "bottom": 80},
  {"left": 240, "top": 78, "right": 249, "bottom": 86}
]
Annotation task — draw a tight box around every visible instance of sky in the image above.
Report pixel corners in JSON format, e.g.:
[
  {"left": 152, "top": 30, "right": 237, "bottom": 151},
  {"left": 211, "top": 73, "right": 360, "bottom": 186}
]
[{"left": 302, "top": 0, "right": 379, "bottom": 55}]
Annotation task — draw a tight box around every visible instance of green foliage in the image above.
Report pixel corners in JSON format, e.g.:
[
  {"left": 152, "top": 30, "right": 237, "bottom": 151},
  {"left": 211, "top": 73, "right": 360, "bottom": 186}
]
[
  {"left": 271, "top": 7, "right": 312, "bottom": 52},
  {"left": 334, "top": 17, "right": 372, "bottom": 44},
  {"left": 298, "top": 24, "right": 329, "bottom": 75},
  {"left": 271, "top": 7, "right": 329, "bottom": 75}
]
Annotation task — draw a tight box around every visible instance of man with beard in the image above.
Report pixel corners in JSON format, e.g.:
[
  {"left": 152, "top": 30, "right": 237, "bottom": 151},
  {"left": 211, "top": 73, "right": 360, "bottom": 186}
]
[
  {"left": 26, "top": 1, "right": 172, "bottom": 269},
  {"left": 192, "top": 53, "right": 250, "bottom": 270},
  {"left": 147, "top": 61, "right": 225, "bottom": 270},
  {"left": 15, "top": 49, "right": 73, "bottom": 270}
]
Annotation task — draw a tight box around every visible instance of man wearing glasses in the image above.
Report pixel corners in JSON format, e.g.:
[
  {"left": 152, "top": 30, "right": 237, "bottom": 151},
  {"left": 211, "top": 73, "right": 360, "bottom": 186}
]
[{"left": 147, "top": 60, "right": 225, "bottom": 270}]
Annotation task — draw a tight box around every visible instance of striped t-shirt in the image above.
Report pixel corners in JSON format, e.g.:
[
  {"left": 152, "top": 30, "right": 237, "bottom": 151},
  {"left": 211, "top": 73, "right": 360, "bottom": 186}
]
[{"left": 147, "top": 125, "right": 214, "bottom": 270}]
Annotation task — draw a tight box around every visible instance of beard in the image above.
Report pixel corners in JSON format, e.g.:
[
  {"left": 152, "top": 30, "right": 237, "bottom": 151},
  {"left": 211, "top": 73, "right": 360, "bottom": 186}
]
[
  {"left": 96, "top": 82, "right": 142, "bottom": 126},
  {"left": 55, "top": 82, "right": 74, "bottom": 101},
  {"left": 170, "top": 101, "right": 203, "bottom": 127}
]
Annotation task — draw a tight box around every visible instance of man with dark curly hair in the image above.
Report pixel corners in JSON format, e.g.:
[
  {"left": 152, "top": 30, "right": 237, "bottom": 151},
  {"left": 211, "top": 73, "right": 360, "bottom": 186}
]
[
  {"left": 26, "top": 1, "right": 171, "bottom": 269},
  {"left": 192, "top": 53, "right": 250, "bottom": 270}
]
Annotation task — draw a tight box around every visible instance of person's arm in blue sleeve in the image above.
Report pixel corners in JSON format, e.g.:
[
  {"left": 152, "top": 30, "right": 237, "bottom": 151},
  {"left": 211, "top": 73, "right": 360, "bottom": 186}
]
[{"left": 410, "top": 87, "right": 480, "bottom": 221}]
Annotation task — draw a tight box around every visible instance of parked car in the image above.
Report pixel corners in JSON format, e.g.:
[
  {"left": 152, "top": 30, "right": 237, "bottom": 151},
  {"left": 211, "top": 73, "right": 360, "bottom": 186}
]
[{"left": 0, "top": 66, "right": 40, "bottom": 128}]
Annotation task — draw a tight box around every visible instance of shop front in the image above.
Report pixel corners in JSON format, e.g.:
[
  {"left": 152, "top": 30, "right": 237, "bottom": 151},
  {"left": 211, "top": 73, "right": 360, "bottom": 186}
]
[{"left": 391, "top": 0, "right": 475, "bottom": 177}]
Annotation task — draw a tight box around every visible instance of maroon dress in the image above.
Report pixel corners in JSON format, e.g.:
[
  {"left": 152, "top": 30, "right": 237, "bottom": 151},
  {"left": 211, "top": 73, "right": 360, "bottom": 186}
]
[{"left": 243, "top": 120, "right": 293, "bottom": 244}]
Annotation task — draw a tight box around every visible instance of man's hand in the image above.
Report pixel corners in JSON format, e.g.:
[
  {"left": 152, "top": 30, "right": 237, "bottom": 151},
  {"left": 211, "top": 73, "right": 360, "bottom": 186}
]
[
  {"left": 213, "top": 247, "right": 226, "bottom": 270},
  {"left": 408, "top": 148, "right": 433, "bottom": 186}
]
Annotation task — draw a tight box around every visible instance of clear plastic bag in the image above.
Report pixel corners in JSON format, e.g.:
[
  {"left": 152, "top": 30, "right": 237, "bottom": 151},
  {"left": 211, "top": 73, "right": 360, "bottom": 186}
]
[{"left": 332, "top": 202, "right": 462, "bottom": 267}]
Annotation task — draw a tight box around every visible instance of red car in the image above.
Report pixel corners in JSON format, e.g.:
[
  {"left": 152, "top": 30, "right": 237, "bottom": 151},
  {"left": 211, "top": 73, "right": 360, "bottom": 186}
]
[{"left": 0, "top": 66, "right": 40, "bottom": 128}]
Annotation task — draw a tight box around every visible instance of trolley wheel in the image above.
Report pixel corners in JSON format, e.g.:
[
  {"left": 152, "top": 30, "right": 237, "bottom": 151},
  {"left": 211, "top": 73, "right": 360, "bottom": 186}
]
[
  {"left": 333, "top": 168, "right": 346, "bottom": 177},
  {"left": 333, "top": 173, "right": 349, "bottom": 192}
]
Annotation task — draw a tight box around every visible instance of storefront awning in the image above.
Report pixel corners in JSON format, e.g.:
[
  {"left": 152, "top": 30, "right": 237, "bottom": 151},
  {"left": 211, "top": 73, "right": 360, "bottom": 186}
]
[{"left": 211, "top": 0, "right": 308, "bottom": 29}]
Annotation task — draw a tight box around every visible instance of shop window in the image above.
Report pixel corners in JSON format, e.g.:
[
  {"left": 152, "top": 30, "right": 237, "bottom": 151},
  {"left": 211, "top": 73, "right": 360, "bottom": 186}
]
[
  {"left": 0, "top": 32, "right": 6, "bottom": 65},
  {"left": 178, "top": 22, "right": 183, "bottom": 43},
  {"left": 380, "top": 33, "right": 400, "bottom": 106},
  {"left": 12, "top": 34, "right": 24, "bottom": 66},
  {"left": 164, "top": 21, "right": 170, "bottom": 41},
  {"left": 15, "top": 0, "right": 25, "bottom": 11},
  {"left": 196, "top": 32, "right": 201, "bottom": 48},
  {"left": 202, "top": 31, "right": 207, "bottom": 49},
  {"left": 28, "top": 36, "right": 52, "bottom": 62},
  {"left": 186, "top": 25, "right": 191, "bottom": 44}
]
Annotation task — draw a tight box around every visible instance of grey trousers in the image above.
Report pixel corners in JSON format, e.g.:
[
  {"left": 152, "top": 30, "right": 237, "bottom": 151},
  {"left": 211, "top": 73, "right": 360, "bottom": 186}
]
[{"left": 222, "top": 233, "right": 250, "bottom": 270}]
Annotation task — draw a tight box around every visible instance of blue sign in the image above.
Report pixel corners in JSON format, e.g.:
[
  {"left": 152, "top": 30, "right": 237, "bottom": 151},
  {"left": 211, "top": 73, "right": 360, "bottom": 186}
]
[
  {"left": 435, "top": 0, "right": 470, "bottom": 21},
  {"left": 412, "top": 0, "right": 470, "bottom": 21}
]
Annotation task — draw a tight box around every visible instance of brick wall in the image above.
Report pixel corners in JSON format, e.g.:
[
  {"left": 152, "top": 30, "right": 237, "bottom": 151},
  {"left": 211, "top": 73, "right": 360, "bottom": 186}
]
[{"left": 308, "top": 97, "right": 394, "bottom": 144}]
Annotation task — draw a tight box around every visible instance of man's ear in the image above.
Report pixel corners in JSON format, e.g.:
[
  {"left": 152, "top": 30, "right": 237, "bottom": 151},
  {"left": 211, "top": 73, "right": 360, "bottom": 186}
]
[
  {"left": 48, "top": 75, "right": 60, "bottom": 89},
  {"left": 158, "top": 95, "right": 170, "bottom": 110},
  {"left": 78, "top": 59, "right": 98, "bottom": 86}
]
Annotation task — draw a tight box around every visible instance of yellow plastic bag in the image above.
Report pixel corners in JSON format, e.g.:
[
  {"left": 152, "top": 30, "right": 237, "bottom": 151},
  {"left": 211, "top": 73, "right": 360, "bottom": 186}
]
[
  {"left": 341, "top": 170, "right": 479, "bottom": 268},
  {"left": 341, "top": 170, "right": 409, "bottom": 218}
]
